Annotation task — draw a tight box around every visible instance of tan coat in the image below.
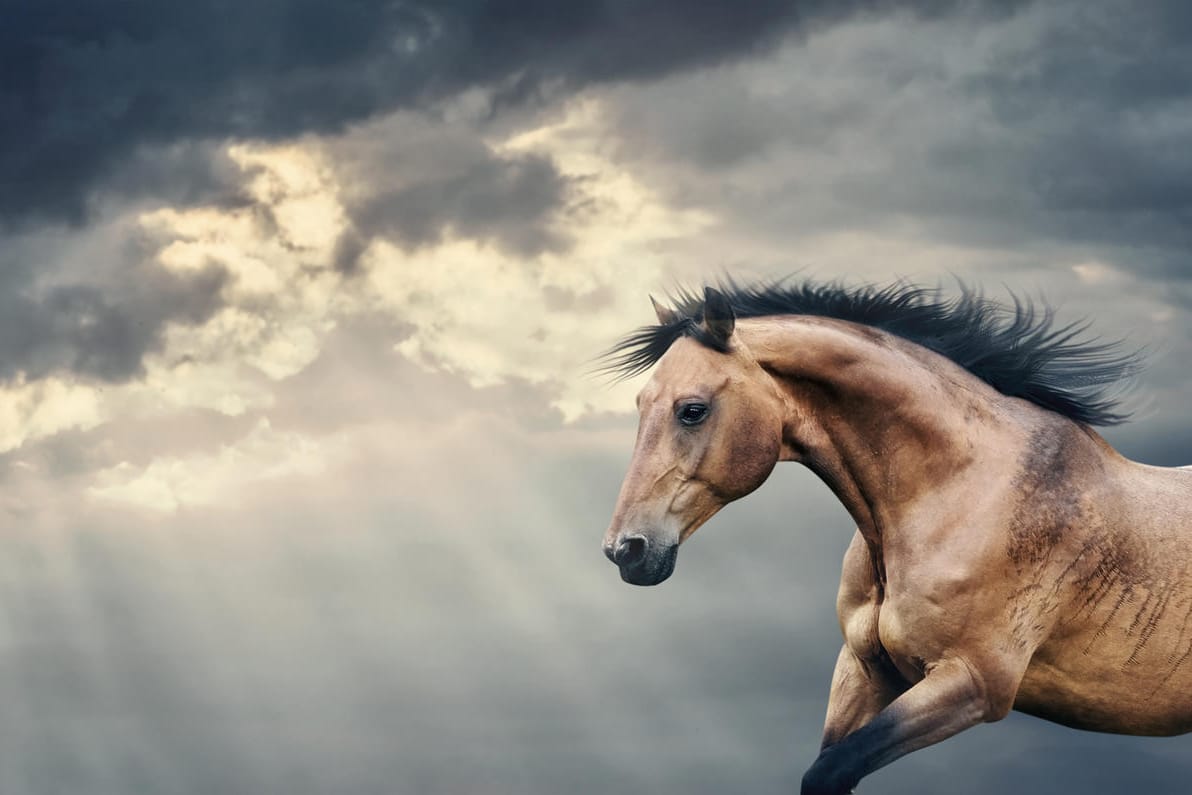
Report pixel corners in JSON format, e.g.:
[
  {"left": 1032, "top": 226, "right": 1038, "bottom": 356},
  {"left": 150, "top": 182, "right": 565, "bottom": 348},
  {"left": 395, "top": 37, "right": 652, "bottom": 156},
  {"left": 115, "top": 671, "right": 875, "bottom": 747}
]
[{"left": 603, "top": 290, "right": 1192, "bottom": 795}]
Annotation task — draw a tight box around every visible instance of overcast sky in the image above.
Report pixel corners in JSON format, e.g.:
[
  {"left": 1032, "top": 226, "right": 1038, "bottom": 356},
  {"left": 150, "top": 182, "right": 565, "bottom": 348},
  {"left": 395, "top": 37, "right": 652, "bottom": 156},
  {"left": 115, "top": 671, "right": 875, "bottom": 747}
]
[{"left": 2, "top": 1, "right": 1191, "bottom": 793}]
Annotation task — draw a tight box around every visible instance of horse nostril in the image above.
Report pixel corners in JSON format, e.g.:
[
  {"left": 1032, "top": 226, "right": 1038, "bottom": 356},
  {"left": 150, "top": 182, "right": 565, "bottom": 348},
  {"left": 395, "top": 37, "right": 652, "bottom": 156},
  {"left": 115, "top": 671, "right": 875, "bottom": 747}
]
[{"left": 614, "top": 535, "right": 649, "bottom": 568}]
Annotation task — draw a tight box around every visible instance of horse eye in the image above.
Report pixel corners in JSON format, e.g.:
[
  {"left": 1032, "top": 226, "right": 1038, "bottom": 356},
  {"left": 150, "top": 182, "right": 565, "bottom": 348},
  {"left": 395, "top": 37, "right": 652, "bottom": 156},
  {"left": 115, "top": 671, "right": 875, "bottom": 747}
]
[{"left": 677, "top": 402, "right": 709, "bottom": 426}]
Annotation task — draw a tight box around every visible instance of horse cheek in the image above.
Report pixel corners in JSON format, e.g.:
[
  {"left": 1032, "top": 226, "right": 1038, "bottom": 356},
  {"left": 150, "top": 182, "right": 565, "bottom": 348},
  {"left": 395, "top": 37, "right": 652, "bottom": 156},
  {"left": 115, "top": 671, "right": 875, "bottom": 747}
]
[{"left": 718, "top": 414, "right": 780, "bottom": 500}]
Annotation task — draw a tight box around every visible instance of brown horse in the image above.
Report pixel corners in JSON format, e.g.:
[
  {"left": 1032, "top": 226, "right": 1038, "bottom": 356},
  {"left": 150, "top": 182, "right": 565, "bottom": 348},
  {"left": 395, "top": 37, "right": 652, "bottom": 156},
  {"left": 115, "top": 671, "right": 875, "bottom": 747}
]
[{"left": 599, "top": 280, "right": 1192, "bottom": 794}]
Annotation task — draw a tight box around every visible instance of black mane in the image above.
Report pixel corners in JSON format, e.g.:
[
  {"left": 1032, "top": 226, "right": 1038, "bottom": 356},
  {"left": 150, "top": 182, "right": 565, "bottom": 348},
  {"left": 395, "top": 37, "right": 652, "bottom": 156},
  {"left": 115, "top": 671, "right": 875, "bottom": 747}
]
[{"left": 601, "top": 278, "right": 1144, "bottom": 426}]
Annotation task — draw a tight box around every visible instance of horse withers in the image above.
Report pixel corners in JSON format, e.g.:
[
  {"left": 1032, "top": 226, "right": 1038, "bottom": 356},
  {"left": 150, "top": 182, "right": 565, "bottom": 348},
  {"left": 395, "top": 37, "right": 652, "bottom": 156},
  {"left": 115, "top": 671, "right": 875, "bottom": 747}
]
[{"left": 600, "top": 280, "right": 1192, "bottom": 794}]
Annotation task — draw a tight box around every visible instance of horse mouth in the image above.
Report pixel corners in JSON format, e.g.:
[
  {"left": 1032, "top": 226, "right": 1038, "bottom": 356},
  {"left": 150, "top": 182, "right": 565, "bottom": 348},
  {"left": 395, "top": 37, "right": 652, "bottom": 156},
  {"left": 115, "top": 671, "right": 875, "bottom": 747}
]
[{"left": 619, "top": 544, "right": 679, "bottom": 586}]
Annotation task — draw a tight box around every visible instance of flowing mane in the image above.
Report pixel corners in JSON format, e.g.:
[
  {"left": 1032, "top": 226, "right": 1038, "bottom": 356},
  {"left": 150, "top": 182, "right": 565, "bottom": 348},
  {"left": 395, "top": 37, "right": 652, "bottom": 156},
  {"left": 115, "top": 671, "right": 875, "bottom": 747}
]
[{"left": 602, "top": 278, "right": 1145, "bottom": 426}]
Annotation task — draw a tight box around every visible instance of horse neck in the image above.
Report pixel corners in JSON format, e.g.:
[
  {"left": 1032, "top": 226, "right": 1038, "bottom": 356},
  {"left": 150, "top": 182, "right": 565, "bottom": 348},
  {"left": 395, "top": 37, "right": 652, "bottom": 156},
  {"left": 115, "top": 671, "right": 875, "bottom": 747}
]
[{"left": 738, "top": 316, "right": 1020, "bottom": 556}]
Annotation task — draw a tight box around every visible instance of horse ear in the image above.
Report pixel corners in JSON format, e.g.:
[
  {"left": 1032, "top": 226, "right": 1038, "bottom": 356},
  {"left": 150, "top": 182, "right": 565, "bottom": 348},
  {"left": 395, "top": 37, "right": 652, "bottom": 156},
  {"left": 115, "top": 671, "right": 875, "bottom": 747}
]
[
  {"left": 650, "top": 295, "right": 679, "bottom": 325},
  {"left": 702, "top": 286, "right": 735, "bottom": 343}
]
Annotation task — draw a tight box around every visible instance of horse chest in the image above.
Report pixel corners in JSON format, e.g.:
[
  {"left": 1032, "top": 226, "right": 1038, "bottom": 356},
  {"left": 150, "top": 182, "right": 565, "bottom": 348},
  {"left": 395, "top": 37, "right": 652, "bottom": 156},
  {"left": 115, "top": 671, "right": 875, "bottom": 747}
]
[
  {"left": 840, "top": 535, "right": 980, "bottom": 683},
  {"left": 839, "top": 585, "right": 942, "bottom": 684},
  {"left": 848, "top": 577, "right": 984, "bottom": 686},
  {"left": 835, "top": 603, "right": 916, "bottom": 693}
]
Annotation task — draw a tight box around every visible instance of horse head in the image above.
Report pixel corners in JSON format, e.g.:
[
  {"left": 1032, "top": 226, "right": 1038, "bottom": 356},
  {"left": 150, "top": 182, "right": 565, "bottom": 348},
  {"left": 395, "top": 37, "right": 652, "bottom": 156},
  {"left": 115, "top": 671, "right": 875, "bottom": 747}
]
[{"left": 602, "top": 287, "right": 787, "bottom": 585}]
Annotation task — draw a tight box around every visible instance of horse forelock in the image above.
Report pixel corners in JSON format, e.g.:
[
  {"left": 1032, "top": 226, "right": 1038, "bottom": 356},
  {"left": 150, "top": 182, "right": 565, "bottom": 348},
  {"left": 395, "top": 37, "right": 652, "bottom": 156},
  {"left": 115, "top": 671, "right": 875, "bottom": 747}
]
[{"left": 599, "top": 314, "right": 729, "bottom": 381}]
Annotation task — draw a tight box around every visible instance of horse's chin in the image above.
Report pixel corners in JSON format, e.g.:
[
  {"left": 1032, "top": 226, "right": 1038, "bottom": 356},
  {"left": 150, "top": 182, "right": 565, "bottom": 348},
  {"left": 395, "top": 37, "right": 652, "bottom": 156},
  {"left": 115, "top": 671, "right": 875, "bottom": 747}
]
[{"left": 619, "top": 544, "right": 678, "bottom": 586}]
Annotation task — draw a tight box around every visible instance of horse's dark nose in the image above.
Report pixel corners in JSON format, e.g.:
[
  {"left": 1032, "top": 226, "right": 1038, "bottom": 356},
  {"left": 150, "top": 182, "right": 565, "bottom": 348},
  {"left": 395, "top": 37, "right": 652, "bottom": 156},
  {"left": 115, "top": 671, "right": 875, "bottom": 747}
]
[{"left": 612, "top": 535, "right": 649, "bottom": 568}]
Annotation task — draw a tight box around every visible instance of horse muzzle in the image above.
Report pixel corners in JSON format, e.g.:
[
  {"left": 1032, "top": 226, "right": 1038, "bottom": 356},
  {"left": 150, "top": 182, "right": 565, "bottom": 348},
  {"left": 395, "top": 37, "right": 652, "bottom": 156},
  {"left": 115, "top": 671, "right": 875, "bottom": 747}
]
[{"left": 603, "top": 533, "right": 679, "bottom": 586}]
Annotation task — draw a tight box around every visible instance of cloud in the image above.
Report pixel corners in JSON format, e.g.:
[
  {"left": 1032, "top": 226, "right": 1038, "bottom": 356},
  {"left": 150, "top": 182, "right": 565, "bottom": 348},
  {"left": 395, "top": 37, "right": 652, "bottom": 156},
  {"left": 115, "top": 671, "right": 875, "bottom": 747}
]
[
  {"left": 0, "top": 103, "right": 708, "bottom": 468},
  {"left": 2, "top": 0, "right": 1023, "bottom": 226},
  {"left": 323, "top": 111, "right": 576, "bottom": 261},
  {"left": 0, "top": 205, "right": 232, "bottom": 388},
  {"left": 1, "top": 0, "right": 1070, "bottom": 403},
  {"left": 4, "top": 0, "right": 1188, "bottom": 473},
  {"left": 0, "top": 263, "right": 227, "bottom": 384},
  {"left": 355, "top": 100, "right": 723, "bottom": 419},
  {"left": 88, "top": 417, "right": 341, "bottom": 513},
  {"left": 0, "top": 143, "right": 347, "bottom": 454},
  {"left": 592, "top": 2, "right": 1192, "bottom": 275},
  {"left": 0, "top": 375, "right": 105, "bottom": 455}
]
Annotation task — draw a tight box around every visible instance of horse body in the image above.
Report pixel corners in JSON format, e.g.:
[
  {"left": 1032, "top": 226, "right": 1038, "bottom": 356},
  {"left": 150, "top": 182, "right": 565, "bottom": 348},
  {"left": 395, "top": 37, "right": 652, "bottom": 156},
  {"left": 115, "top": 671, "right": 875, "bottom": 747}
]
[
  {"left": 600, "top": 283, "right": 1192, "bottom": 794},
  {"left": 754, "top": 315, "right": 1192, "bottom": 739},
  {"left": 840, "top": 430, "right": 1192, "bottom": 739}
]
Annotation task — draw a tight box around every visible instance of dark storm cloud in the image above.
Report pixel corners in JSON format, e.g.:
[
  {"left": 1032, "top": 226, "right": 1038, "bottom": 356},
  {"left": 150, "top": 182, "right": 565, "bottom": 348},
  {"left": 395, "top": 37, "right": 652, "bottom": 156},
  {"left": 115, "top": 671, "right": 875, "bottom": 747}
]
[
  {"left": 0, "top": 0, "right": 1029, "bottom": 381},
  {"left": 602, "top": 0, "right": 1192, "bottom": 275},
  {"left": 0, "top": 261, "right": 226, "bottom": 383},
  {"left": 321, "top": 110, "right": 579, "bottom": 263},
  {"left": 2, "top": 0, "right": 1016, "bottom": 226},
  {"left": 920, "top": 1, "right": 1192, "bottom": 257},
  {"left": 348, "top": 149, "right": 570, "bottom": 258},
  {"left": 100, "top": 142, "right": 250, "bottom": 212}
]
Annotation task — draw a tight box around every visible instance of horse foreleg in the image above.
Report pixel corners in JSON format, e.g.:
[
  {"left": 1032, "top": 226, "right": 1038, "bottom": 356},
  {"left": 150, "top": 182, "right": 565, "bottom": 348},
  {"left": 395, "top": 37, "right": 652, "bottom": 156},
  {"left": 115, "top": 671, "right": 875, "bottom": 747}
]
[
  {"left": 801, "top": 657, "right": 992, "bottom": 795},
  {"left": 819, "top": 645, "right": 906, "bottom": 748}
]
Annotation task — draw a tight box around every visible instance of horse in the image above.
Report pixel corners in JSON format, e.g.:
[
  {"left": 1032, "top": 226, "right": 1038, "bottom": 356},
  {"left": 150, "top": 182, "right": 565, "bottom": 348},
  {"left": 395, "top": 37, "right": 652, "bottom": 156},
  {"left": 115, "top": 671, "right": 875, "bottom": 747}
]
[{"left": 598, "top": 279, "right": 1192, "bottom": 794}]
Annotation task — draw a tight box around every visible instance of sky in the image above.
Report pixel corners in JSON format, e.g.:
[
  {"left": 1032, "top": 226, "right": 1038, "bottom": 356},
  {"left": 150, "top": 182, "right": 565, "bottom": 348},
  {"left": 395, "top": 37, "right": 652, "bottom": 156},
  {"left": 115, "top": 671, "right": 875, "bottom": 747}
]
[{"left": 2, "top": 1, "right": 1192, "bottom": 793}]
